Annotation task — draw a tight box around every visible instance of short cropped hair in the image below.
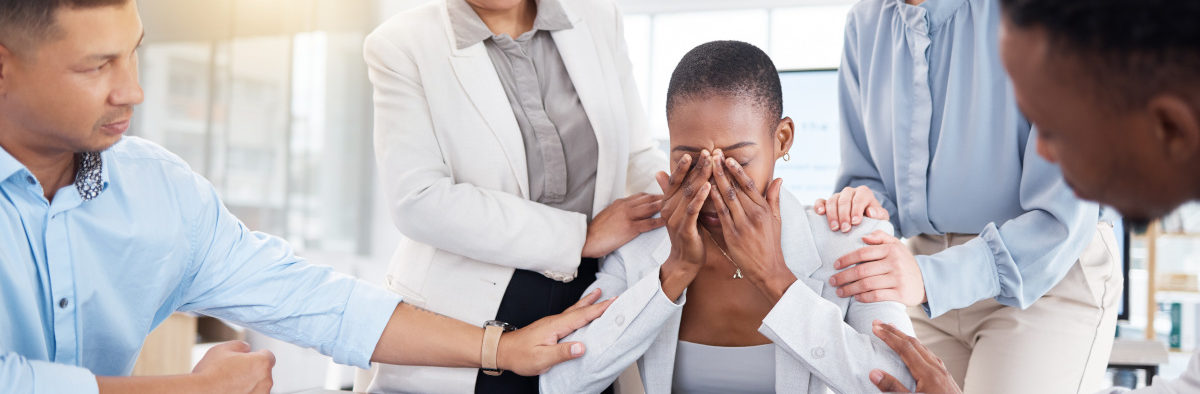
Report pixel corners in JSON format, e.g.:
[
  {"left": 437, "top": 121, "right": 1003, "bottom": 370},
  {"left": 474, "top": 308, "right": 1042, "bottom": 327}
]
[
  {"left": 666, "top": 40, "right": 783, "bottom": 126},
  {"left": 0, "top": 0, "right": 130, "bottom": 51},
  {"left": 1000, "top": 0, "right": 1200, "bottom": 111}
]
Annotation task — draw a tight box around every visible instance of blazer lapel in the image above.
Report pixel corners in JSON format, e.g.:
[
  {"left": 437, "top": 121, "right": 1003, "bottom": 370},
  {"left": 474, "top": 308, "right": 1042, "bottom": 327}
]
[
  {"left": 779, "top": 190, "right": 825, "bottom": 295},
  {"left": 448, "top": 43, "right": 531, "bottom": 199},
  {"left": 551, "top": 11, "right": 619, "bottom": 214}
]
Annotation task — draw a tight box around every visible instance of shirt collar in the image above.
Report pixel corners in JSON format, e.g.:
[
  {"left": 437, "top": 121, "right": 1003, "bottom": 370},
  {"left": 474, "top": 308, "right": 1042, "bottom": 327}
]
[
  {"left": 897, "top": 0, "right": 968, "bottom": 33},
  {"left": 447, "top": 0, "right": 574, "bottom": 50},
  {"left": 0, "top": 143, "right": 109, "bottom": 201},
  {"left": 0, "top": 145, "right": 23, "bottom": 184}
]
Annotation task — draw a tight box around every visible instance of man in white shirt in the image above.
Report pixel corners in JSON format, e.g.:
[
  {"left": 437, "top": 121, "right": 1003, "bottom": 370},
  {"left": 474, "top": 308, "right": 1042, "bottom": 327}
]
[{"left": 868, "top": 0, "right": 1200, "bottom": 392}]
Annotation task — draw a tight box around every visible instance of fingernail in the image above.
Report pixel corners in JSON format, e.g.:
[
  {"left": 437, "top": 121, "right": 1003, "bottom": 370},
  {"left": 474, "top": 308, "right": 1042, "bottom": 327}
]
[
  {"left": 852, "top": 217, "right": 862, "bottom": 225},
  {"left": 726, "top": 158, "right": 736, "bottom": 167},
  {"left": 828, "top": 277, "right": 836, "bottom": 286},
  {"left": 571, "top": 343, "right": 583, "bottom": 356},
  {"left": 836, "top": 288, "right": 844, "bottom": 297},
  {"left": 829, "top": 221, "right": 837, "bottom": 230},
  {"left": 870, "top": 370, "right": 882, "bottom": 384},
  {"left": 713, "top": 149, "right": 722, "bottom": 158},
  {"left": 868, "top": 208, "right": 877, "bottom": 216},
  {"left": 840, "top": 222, "right": 850, "bottom": 231},
  {"left": 701, "top": 149, "right": 710, "bottom": 157},
  {"left": 816, "top": 206, "right": 824, "bottom": 213}
]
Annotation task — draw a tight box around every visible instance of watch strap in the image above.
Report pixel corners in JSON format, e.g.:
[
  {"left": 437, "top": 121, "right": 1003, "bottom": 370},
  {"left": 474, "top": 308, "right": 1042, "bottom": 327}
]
[{"left": 481, "top": 324, "right": 504, "bottom": 376}]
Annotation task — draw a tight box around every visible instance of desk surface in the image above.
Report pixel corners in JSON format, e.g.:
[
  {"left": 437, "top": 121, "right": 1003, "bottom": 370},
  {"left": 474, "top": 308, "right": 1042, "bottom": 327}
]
[{"left": 1110, "top": 339, "right": 1171, "bottom": 366}]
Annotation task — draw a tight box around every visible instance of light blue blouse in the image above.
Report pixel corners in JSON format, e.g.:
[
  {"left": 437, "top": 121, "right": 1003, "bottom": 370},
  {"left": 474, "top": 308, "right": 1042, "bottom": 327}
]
[{"left": 836, "top": 0, "right": 1100, "bottom": 318}]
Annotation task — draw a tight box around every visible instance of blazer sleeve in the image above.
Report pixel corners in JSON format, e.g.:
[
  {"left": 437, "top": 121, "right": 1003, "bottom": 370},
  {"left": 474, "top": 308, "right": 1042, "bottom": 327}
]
[
  {"left": 759, "top": 219, "right": 917, "bottom": 393},
  {"left": 363, "top": 31, "right": 585, "bottom": 279},
  {"left": 609, "top": 1, "right": 667, "bottom": 195},
  {"left": 541, "top": 238, "right": 681, "bottom": 394}
]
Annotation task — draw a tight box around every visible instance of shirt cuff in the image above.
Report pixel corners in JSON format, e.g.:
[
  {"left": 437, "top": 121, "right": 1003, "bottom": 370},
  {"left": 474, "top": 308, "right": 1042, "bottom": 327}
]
[
  {"left": 917, "top": 235, "right": 1001, "bottom": 318},
  {"left": 32, "top": 360, "right": 98, "bottom": 394},
  {"left": 332, "top": 281, "right": 404, "bottom": 369}
]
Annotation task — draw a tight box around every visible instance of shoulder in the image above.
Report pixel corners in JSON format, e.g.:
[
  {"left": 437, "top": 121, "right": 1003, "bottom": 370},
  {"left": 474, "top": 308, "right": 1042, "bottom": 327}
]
[
  {"left": 105, "top": 136, "right": 194, "bottom": 174},
  {"left": 803, "top": 208, "right": 894, "bottom": 259},
  {"left": 365, "top": 1, "right": 447, "bottom": 57},
  {"left": 847, "top": 0, "right": 893, "bottom": 24},
  {"left": 608, "top": 226, "right": 669, "bottom": 271}
]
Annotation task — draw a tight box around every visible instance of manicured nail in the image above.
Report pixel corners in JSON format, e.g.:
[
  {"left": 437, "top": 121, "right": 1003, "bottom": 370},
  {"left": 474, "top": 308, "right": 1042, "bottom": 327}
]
[
  {"left": 840, "top": 222, "right": 850, "bottom": 232},
  {"left": 852, "top": 217, "right": 862, "bottom": 225},
  {"left": 816, "top": 206, "right": 824, "bottom": 213},
  {"left": 571, "top": 343, "right": 583, "bottom": 356},
  {"left": 830, "top": 221, "right": 838, "bottom": 230},
  {"left": 870, "top": 370, "right": 882, "bottom": 384}
]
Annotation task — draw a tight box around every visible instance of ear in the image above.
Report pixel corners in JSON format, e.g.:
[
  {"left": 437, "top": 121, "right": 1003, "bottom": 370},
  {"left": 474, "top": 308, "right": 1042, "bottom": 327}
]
[
  {"left": 1147, "top": 94, "right": 1200, "bottom": 165},
  {"left": 0, "top": 43, "right": 11, "bottom": 95},
  {"left": 774, "top": 116, "right": 795, "bottom": 160}
]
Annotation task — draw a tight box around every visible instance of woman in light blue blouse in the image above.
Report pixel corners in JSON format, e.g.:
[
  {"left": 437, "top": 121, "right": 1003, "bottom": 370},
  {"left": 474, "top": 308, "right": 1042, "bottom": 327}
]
[{"left": 813, "top": 0, "right": 1122, "bottom": 393}]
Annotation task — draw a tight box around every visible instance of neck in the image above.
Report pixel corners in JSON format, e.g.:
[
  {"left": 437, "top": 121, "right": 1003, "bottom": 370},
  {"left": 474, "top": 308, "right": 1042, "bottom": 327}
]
[
  {"left": 0, "top": 129, "right": 78, "bottom": 202},
  {"left": 469, "top": 0, "right": 537, "bottom": 38},
  {"left": 906, "top": 0, "right": 926, "bottom": 4}
]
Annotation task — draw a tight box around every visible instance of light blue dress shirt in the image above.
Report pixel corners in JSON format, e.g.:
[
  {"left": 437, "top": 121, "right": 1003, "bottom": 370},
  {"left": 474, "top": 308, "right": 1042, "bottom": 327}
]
[
  {"left": 836, "top": 0, "right": 1100, "bottom": 318},
  {"left": 0, "top": 137, "right": 402, "bottom": 393}
]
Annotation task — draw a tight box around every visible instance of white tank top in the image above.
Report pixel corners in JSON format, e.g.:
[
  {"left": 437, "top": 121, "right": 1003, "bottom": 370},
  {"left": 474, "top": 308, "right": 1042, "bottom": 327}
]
[{"left": 672, "top": 340, "right": 776, "bottom": 393}]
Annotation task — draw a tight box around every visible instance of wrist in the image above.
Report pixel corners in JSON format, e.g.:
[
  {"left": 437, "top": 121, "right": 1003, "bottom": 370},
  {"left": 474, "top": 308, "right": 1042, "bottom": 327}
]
[{"left": 751, "top": 259, "right": 796, "bottom": 303}]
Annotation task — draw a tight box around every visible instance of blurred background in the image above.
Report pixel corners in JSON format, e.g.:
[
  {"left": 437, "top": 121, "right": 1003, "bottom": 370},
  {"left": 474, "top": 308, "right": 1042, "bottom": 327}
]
[{"left": 127, "top": 0, "right": 1200, "bottom": 392}]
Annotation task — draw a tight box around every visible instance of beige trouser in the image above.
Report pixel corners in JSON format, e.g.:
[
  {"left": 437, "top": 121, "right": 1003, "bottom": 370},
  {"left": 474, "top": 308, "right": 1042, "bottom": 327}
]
[{"left": 908, "top": 222, "right": 1122, "bottom": 394}]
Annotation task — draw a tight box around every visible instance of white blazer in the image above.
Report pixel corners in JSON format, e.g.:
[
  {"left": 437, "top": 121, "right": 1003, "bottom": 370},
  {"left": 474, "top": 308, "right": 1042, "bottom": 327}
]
[
  {"left": 361, "top": 0, "right": 666, "bottom": 391},
  {"left": 541, "top": 190, "right": 917, "bottom": 394}
]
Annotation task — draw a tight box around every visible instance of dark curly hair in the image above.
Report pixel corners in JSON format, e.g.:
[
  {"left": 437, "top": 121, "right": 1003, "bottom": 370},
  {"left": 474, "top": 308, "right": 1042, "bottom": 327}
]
[
  {"left": 1000, "top": 0, "right": 1200, "bottom": 110},
  {"left": 666, "top": 40, "right": 783, "bottom": 127}
]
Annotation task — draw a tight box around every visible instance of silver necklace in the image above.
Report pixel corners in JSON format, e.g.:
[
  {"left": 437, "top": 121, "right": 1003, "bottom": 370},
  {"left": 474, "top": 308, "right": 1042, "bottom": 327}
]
[{"left": 704, "top": 230, "right": 744, "bottom": 279}]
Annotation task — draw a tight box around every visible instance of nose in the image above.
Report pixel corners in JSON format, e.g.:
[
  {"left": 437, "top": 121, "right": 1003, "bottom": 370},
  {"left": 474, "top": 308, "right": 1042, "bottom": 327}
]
[{"left": 109, "top": 56, "right": 144, "bottom": 107}]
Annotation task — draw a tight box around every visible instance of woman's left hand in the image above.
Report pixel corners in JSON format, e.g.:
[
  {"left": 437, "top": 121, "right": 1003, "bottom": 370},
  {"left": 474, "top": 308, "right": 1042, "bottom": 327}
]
[{"left": 708, "top": 150, "right": 797, "bottom": 302}]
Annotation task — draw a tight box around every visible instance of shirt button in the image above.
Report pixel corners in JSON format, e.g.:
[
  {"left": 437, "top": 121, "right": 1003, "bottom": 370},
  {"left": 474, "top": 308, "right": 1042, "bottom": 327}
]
[
  {"left": 614, "top": 314, "right": 625, "bottom": 326},
  {"left": 26, "top": 176, "right": 36, "bottom": 185},
  {"left": 58, "top": 298, "right": 69, "bottom": 308},
  {"left": 811, "top": 347, "right": 825, "bottom": 359}
]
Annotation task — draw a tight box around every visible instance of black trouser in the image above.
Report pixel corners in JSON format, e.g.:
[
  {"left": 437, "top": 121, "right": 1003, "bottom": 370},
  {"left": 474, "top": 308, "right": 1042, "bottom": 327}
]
[{"left": 474, "top": 258, "right": 612, "bottom": 394}]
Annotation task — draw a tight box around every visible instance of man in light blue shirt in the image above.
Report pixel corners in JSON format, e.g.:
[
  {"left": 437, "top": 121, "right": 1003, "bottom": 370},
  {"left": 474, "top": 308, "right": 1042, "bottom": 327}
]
[
  {"left": 814, "top": 0, "right": 1120, "bottom": 392},
  {"left": 0, "top": 1, "right": 610, "bottom": 393}
]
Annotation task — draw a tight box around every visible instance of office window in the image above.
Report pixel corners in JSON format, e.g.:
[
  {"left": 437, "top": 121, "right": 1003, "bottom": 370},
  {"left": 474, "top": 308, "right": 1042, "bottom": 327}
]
[{"left": 132, "top": 0, "right": 373, "bottom": 255}]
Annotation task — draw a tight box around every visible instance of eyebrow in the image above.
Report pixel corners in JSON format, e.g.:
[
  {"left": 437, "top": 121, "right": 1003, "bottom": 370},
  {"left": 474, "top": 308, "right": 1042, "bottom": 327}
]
[
  {"left": 83, "top": 31, "right": 145, "bottom": 62},
  {"left": 671, "top": 141, "right": 757, "bottom": 153}
]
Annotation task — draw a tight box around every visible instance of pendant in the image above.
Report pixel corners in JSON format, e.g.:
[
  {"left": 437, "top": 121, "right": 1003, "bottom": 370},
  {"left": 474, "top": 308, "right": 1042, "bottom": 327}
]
[{"left": 733, "top": 268, "right": 743, "bottom": 279}]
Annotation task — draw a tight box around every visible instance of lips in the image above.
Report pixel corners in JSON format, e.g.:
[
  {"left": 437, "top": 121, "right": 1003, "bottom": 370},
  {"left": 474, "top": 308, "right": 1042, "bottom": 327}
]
[
  {"left": 699, "top": 211, "right": 721, "bottom": 227},
  {"left": 100, "top": 119, "right": 131, "bottom": 135}
]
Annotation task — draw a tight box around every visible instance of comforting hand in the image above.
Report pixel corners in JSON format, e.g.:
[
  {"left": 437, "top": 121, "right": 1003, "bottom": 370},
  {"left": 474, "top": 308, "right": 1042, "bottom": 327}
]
[
  {"left": 582, "top": 192, "right": 665, "bottom": 258},
  {"left": 829, "top": 230, "right": 927, "bottom": 306},
  {"left": 869, "top": 321, "right": 962, "bottom": 394},
  {"left": 497, "top": 289, "right": 615, "bottom": 376},
  {"left": 190, "top": 341, "right": 275, "bottom": 394},
  {"left": 814, "top": 185, "right": 890, "bottom": 233},
  {"left": 707, "top": 150, "right": 796, "bottom": 302}
]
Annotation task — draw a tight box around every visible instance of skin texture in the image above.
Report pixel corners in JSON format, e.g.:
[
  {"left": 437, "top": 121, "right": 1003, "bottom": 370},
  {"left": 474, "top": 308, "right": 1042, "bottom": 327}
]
[
  {"left": 867, "top": 14, "right": 1200, "bottom": 394},
  {"left": 1, "top": 3, "right": 616, "bottom": 392},
  {"left": 654, "top": 95, "right": 797, "bottom": 347}
]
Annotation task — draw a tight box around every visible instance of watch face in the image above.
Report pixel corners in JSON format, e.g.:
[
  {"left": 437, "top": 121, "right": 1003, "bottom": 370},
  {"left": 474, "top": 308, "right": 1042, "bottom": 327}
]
[{"left": 484, "top": 320, "right": 516, "bottom": 331}]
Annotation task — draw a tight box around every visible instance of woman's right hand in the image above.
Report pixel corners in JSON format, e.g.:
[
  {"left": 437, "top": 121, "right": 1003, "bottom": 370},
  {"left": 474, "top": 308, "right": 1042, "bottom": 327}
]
[
  {"left": 582, "top": 193, "right": 666, "bottom": 258},
  {"left": 814, "top": 185, "right": 890, "bottom": 233},
  {"left": 654, "top": 151, "right": 713, "bottom": 299}
]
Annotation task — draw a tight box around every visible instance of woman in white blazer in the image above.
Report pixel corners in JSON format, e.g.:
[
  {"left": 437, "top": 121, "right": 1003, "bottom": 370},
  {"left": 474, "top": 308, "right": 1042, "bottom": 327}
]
[
  {"left": 541, "top": 41, "right": 916, "bottom": 394},
  {"left": 361, "top": 0, "right": 667, "bottom": 392}
]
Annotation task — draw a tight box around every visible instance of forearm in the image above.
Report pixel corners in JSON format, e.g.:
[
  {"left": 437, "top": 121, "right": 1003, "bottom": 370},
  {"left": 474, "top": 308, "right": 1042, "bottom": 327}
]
[
  {"left": 371, "top": 302, "right": 485, "bottom": 369},
  {"left": 97, "top": 375, "right": 205, "bottom": 394}
]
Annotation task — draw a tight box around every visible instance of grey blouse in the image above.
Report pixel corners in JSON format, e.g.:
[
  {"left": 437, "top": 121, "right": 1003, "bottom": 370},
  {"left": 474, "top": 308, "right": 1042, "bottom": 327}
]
[{"left": 448, "top": 0, "right": 600, "bottom": 218}]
